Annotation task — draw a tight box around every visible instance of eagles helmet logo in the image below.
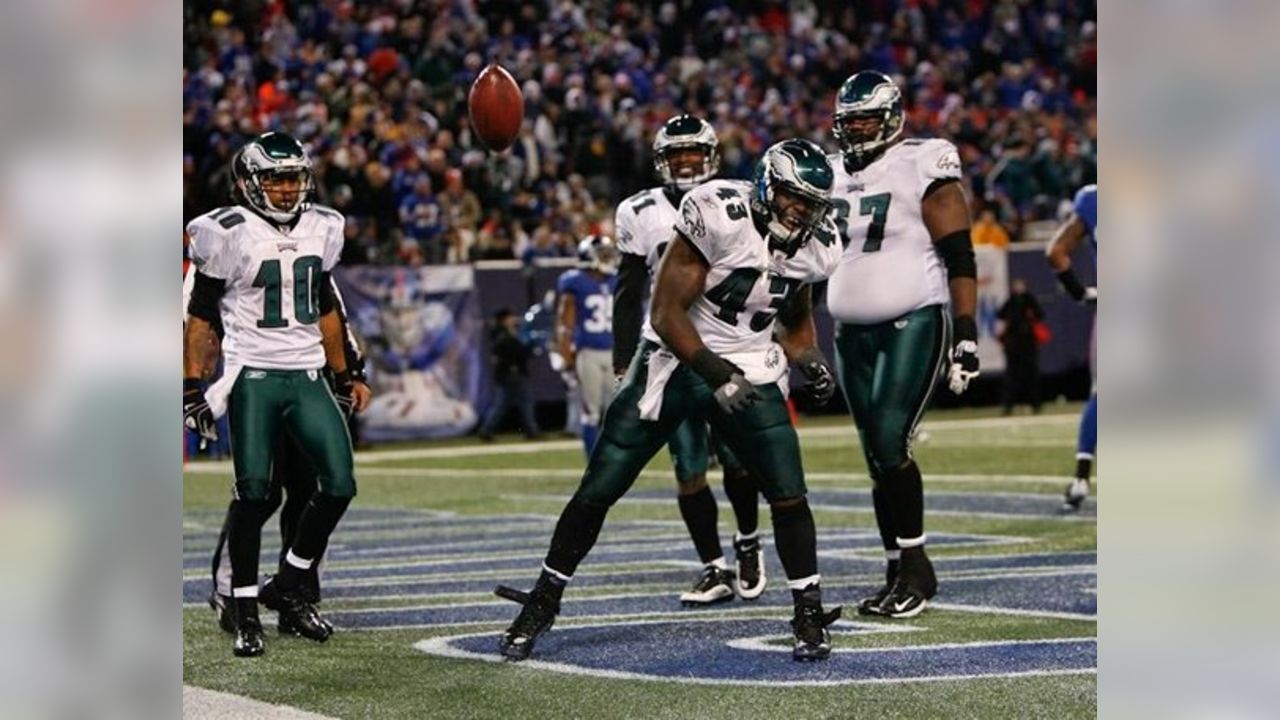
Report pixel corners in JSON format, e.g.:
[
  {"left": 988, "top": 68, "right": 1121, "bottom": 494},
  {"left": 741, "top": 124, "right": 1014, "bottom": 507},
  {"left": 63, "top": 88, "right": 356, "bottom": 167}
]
[{"left": 682, "top": 198, "right": 708, "bottom": 239}]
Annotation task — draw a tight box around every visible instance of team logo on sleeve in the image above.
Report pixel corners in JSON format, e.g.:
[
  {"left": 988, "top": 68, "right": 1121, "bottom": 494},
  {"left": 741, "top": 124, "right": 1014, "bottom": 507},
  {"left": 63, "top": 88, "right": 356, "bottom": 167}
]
[
  {"left": 682, "top": 199, "right": 707, "bottom": 239},
  {"left": 936, "top": 150, "right": 961, "bottom": 173}
]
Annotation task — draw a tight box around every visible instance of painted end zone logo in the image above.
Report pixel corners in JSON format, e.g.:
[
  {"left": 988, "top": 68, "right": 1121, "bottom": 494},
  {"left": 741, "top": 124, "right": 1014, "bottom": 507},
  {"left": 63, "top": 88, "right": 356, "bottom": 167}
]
[{"left": 415, "top": 618, "right": 1096, "bottom": 686}]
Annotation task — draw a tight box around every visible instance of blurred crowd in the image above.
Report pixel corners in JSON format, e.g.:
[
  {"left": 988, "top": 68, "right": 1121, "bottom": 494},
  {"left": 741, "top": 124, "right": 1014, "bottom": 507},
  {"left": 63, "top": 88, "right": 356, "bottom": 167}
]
[{"left": 184, "top": 0, "right": 1097, "bottom": 266}]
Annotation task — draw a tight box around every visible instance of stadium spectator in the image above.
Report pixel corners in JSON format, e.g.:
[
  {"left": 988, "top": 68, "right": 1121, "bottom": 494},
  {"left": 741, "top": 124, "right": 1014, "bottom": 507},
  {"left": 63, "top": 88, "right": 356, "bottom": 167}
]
[{"left": 183, "top": 1, "right": 1097, "bottom": 265}]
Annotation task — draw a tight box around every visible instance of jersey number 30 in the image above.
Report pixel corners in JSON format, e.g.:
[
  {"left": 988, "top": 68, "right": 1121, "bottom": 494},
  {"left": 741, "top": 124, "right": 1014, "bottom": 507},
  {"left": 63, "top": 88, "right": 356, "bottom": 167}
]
[{"left": 253, "top": 256, "right": 323, "bottom": 328}]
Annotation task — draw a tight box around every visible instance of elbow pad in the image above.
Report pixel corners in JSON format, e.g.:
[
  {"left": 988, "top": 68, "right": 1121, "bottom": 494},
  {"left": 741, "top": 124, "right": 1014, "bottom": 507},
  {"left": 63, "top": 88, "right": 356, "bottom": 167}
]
[{"left": 935, "top": 230, "right": 976, "bottom": 280}]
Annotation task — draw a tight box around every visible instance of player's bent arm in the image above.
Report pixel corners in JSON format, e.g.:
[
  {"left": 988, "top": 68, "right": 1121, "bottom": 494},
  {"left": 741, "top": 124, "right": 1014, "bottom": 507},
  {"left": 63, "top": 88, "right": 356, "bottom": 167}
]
[
  {"left": 612, "top": 252, "right": 648, "bottom": 375},
  {"left": 651, "top": 234, "right": 736, "bottom": 389},
  {"left": 317, "top": 275, "right": 348, "bottom": 375},
  {"left": 922, "top": 180, "right": 977, "bottom": 323},
  {"left": 556, "top": 292, "right": 577, "bottom": 369},
  {"left": 1046, "top": 214, "right": 1093, "bottom": 303},
  {"left": 775, "top": 284, "right": 817, "bottom": 362},
  {"left": 184, "top": 316, "right": 220, "bottom": 380}
]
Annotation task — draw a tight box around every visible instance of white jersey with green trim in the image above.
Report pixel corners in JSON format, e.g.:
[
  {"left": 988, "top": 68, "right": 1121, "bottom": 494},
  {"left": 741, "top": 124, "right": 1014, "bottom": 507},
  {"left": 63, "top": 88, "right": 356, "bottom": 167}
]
[
  {"left": 826, "top": 138, "right": 961, "bottom": 324},
  {"left": 640, "top": 179, "right": 841, "bottom": 379},
  {"left": 615, "top": 186, "right": 681, "bottom": 300},
  {"left": 185, "top": 204, "right": 344, "bottom": 370}
]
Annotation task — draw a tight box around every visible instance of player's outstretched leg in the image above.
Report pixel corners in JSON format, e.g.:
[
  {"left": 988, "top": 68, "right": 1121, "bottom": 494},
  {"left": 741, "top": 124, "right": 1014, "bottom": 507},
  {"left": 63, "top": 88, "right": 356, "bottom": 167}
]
[
  {"left": 771, "top": 497, "right": 842, "bottom": 661},
  {"left": 498, "top": 497, "right": 609, "bottom": 660},
  {"left": 1064, "top": 393, "right": 1097, "bottom": 511}
]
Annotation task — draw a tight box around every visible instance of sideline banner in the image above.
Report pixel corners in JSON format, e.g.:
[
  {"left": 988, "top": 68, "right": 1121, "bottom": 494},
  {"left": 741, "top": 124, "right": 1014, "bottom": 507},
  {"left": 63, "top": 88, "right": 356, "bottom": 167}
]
[{"left": 334, "top": 265, "right": 483, "bottom": 441}]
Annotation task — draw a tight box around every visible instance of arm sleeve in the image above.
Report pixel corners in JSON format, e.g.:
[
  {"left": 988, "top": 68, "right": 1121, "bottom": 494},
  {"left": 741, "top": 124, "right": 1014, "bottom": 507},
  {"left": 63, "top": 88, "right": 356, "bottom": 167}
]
[
  {"left": 674, "top": 191, "right": 717, "bottom": 265},
  {"left": 185, "top": 217, "right": 235, "bottom": 280},
  {"left": 918, "top": 140, "right": 963, "bottom": 194},
  {"left": 186, "top": 270, "right": 226, "bottom": 329},
  {"left": 612, "top": 252, "right": 649, "bottom": 372}
]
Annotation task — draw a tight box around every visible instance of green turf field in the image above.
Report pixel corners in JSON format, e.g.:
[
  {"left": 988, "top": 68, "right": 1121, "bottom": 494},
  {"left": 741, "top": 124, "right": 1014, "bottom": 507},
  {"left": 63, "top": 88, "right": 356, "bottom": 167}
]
[{"left": 183, "top": 406, "right": 1096, "bottom": 719}]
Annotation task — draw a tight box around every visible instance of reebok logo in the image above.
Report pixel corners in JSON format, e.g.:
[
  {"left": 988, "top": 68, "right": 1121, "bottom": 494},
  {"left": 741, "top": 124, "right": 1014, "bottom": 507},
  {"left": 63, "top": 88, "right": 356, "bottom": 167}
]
[{"left": 245, "top": 370, "right": 267, "bottom": 380}]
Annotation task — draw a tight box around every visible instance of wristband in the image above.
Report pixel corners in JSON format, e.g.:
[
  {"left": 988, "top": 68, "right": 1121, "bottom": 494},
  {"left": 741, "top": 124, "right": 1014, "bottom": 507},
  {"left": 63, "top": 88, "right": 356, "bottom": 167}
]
[
  {"left": 1056, "top": 269, "right": 1087, "bottom": 302},
  {"left": 952, "top": 315, "right": 978, "bottom": 344},
  {"left": 183, "top": 377, "right": 203, "bottom": 394},
  {"left": 688, "top": 347, "right": 736, "bottom": 388}
]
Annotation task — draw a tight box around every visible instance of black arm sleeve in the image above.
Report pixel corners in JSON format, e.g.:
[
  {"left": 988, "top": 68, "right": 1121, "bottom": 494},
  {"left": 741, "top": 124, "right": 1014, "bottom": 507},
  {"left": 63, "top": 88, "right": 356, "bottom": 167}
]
[
  {"left": 935, "top": 229, "right": 977, "bottom": 280},
  {"left": 325, "top": 274, "right": 366, "bottom": 380},
  {"left": 612, "top": 252, "right": 649, "bottom": 373},
  {"left": 187, "top": 271, "right": 226, "bottom": 327},
  {"left": 776, "top": 283, "right": 813, "bottom": 333}
]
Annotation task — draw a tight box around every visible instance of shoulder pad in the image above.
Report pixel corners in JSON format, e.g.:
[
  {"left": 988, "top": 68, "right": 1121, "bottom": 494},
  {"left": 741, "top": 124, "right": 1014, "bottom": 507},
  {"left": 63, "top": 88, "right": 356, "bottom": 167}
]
[{"left": 193, "top": 206, "right": 246, "bottom": 232}]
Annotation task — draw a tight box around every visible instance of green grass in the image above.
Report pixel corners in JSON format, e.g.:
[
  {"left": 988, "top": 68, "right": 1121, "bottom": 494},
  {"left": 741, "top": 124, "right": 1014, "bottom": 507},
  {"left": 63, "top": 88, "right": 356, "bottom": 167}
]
[{"left": 183, "top": 406, "right": 1096, "bottom": 719}]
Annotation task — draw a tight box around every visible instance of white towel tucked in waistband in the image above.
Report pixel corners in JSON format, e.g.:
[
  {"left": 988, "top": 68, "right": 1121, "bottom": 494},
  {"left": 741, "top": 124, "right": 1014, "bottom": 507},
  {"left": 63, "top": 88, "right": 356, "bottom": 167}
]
[
  {"left": 636, "top": 342, "right": 790, "bottom": 421},
  {"left": 637, "top": 348, "right": 680, "bottom": 421},
  {"left": 206, "top": 364, "right": 242, "bottom": 419}
]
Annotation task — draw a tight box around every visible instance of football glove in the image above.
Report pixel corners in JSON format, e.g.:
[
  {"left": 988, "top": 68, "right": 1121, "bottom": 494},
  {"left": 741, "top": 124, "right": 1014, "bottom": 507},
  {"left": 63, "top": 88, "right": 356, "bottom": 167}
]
[
  {"left": 947, "top": 316, "right": 980, "bottom": 395},
  {"left": 332, "top": 370, "right": 357, "bottom": 419},
  {"left": 794, "top": 347, "right": 837, "bottom": 406},
  {"left": 183, "top": 378, "right": 218, "bottom": 442},
  {"left": 714, "top": 372, "right": 762, "bottom": 414}
]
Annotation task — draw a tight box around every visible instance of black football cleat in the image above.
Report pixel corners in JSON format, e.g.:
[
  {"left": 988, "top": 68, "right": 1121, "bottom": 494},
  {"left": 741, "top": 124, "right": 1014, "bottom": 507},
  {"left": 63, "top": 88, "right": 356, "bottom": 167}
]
[
  {"left": 233, "top": 616, "right": 266, "bottom": 658},
  {"left": 856, "top": 584, "right": 893, "bottom": 616},
  {"left": 260, "top": 576, "right": 333, "bottom": 642},
  {"left": 791, "top": 586, "right": 842, "bottom": 662},
  {"left": 209, "top": 592, "right": 237, "bottom": 634},
  {"left": 877, "top": 547, "right": 938, "bottom": 619},
  {"left": 496, "top": 584, "right": 559, "bottom": 662},
  {"left": 679, "top": 565, "right": 736, "bottom": 606},
  {"left": 733, "top": 536, "right": 767, "bottom": 600}
]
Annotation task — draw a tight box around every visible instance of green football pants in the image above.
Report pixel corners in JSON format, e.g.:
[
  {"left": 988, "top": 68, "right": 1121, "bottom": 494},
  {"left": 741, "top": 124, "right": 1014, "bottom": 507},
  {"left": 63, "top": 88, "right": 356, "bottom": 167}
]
[
  {"left": 667, "top": 417, "right": 743, "bottom": 484},
  {"left": 833, "top": 304, "right": 950, "bottom": 474},
  {"left": 227, "top": 367, "right": 356, "bottom": 501},
  {"left": 576, "top": 342, "right": 804, "bottom": 505}
]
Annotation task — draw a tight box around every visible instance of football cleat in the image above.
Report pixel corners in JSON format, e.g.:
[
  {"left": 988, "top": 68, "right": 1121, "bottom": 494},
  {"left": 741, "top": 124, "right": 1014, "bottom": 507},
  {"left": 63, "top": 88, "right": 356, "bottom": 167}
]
[
  {"left": 679, "top": 565, "right": 736, "bottom": 606},
  {"left": 209, "top": 591, "right": 237, "bottom": 634},
  {"left": 260, "top": 577, "right": 333, "bottom": 642},
  {"left": 856, "top": 584, "right": 893, "bottom": 616},
  {"left": 791, "top": 586, "right": 842, "bottom": 662},
  {"left": 733, "top": 536, "right": 767, "bottom": 600},
  {"left": 496, "top": 584, "right": 560, "bottom": 662},
  {"left": 877, "top": 547, "right": 937, "bottom": 619},
  {"left": 233, "top": 616, "right": 266, "bottom": 658},
  {"left": 1062, "top": 478, "right": 1091, "bottom": 511},
  {"left": 856, "top": 560, "right": 899, "bottom": 616}
]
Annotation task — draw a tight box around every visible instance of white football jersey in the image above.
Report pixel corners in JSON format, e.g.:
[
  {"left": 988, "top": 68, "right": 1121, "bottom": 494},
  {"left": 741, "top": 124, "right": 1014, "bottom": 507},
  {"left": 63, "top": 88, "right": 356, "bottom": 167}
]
[
  {"left": 615, "top": 186, "right": 681, "bottom": 302},
  {"left": 826, "top": 139, "right": 961, "bottom": 324},
  {"left": 641, "top": 180, "right": 842, "bottom": 357},
  {"left": 186, "top": 205, "right": 345, "bottom": 370}
]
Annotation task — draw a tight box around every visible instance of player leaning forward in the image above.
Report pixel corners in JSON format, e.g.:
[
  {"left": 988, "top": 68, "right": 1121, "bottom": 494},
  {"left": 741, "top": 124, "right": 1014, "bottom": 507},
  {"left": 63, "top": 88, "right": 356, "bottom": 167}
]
[
  {"left": 183, "top": 132, "right": 366, "bottom": 657},
  {"left": 497, "top": 139, "right": 844, "bottom": 662},
  {"left": 826, "top": 71, "right": 979, "bottom": 618}
]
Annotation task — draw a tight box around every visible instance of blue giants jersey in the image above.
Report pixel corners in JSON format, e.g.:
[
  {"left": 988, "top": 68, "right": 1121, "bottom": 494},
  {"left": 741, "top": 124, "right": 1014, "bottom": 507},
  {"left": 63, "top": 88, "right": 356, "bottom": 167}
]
[
  {"left": 557, "top": 269, "right": 616, "bottom": 350},
  {"left": 1073, "top": 184, "right": 1097, "bottom": 253}
]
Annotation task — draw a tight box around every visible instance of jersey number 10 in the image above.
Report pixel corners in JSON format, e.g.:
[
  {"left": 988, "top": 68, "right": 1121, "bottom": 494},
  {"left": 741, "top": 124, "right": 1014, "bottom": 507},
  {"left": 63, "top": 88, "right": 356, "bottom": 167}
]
[{"left": 253, "top": 256, "right": 323, "bottom": 328}]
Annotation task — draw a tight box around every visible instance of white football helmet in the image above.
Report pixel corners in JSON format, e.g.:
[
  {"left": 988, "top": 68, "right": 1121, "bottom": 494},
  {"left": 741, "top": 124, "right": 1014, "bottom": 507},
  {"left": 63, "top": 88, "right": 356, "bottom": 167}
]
[{"left": 653, "top": 115, "right": 719, "bottom": 192}]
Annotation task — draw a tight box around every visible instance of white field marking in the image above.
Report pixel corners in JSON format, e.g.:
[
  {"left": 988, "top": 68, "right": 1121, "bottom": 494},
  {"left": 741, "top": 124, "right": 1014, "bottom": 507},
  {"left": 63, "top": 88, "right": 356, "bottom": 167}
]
[
  {"left": 499, "top": 492, "right": 1087, "bottom": 523},
  {"left": 182, "top": 415, "right": 1078, "bottom": 471},
  {"left": 182, "top": 464, "right": 1071, "bottom": 488},
  {"left": 727, "top": 634, "right": 1095, "bottom": 655},
  {"left": 413, "top": 621, "right": 1096, "bottom": 687},
  {"left": 183, "top": 685, "right": 337, "bottom": 720},
  {"left": 931, "top": 602, "right": 1097, "bottom": 622}
]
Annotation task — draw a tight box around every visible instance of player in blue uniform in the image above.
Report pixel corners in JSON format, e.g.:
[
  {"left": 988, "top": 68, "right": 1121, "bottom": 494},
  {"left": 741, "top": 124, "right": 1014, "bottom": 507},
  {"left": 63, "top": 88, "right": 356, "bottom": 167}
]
[
  {"left": 1047, "top": 184, "right": 1098, "bottom": 510},
  {"left": 556, "top": 236, "right": 620, "bottom": 456}
]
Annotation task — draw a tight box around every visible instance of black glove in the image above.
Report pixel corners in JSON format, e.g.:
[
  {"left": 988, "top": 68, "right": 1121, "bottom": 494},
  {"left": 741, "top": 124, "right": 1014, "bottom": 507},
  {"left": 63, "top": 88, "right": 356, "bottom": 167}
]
[
  {"left": 332, "top": 369, "right": 356, "bottom": 419},
  {"left": 713, "top": 372, "right": 762, "bottom": 414},
  {"left": 688, "top": 347, "right": 761, "bottom": 414},
  {"left": 947, "top": 316, "right": 980, "bottom": 395},
  {"left": 794, "top": 347, "right": 836, "bottom": 406},
  {"left": 183, "top": 378, "right": 218, "bottom": 442}
]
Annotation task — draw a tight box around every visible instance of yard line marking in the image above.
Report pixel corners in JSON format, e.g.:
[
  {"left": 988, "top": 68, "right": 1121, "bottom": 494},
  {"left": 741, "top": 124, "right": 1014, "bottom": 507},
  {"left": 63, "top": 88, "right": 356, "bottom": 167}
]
[
  {"left": 727, "top": 634, "right": 1096, "bottom": 655},
  {"left": 183, "top": 685, "right": 337, "bottom": 720},
  {"left": 931, "top": 602, "right": 1097, "bottom": 622}
]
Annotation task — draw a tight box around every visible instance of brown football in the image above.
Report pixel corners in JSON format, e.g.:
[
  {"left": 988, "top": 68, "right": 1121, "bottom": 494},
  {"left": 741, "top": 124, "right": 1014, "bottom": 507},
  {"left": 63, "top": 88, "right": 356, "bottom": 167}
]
[{"left": 468, "top": 63, "right": 524, "bottom": 152}]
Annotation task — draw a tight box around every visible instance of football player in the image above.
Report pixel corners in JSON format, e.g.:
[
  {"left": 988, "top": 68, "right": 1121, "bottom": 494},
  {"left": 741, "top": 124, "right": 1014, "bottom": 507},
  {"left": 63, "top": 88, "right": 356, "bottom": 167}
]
[
  {"left": 184, "top": 132, "right": 368, "bottom": 657},
  {"left": 613, "top": 115, "right": 768, "bottom": 605},
  {"left": 556, "top": 235, "right": 620, "bottom": 456},
  {"left": 497, "top": 139, "right": 843, "bottom": 662},
  {"left": 193, "top": 265, "right": 371, "bottom": 634},
  {"left": 825, "top": 71, "right": 979, "bottom": 619},
  {"left": 1046, "top": 184, "right": 1098, "bottom": 511}
]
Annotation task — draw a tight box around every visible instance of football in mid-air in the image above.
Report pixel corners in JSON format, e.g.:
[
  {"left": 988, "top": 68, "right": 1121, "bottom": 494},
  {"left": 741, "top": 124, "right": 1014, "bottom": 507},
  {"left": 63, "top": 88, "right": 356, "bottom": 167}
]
[{"left": 468, "top": 63, "right": 523, "bottom": 152}]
